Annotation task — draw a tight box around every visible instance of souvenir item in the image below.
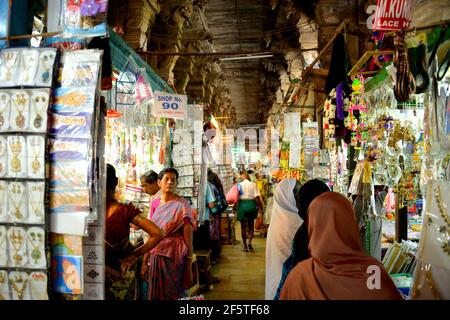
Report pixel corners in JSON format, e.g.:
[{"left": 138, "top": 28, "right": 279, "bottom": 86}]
[
  {"left": 7, "top": 135, "right": 27, "bottom": 178},
  {"left": 0, "top": 270, "right": 10, "bottom": 300},
  {"left": 7, "top": 227, "right": 28, "bottom": 267},
  {"left": 0, "top": 91, "right": 10, "bottom": 132},
  {"left": 52, "top": 255, "right": 83, "bottom": 294},
  {"left": 27, "top": 227, "right": 46, "bottom": 269},
  {"left": 49, "top": 188, "right": 90, "bottom": 213},
  {"left": 9, "top": 90, "right": 29, "bottom": 131},
  {"left": 8, "top": 271, "right": 30, "bottom": 300},
  {"left": 50, "top": 112, "right": 93, "bottom": 138},
  {"left": 0, "top": 181, "right": 8, "bottom": 223},
  {"left": 49, "top": 161, "right": 90, "bottom": 190},
  {"left": 48, "top": 137, "right": 91, "bottom": 162},
  {"left": 27, "top": 135, "right": 45, "bottom": 179},
  {"left": 51, "top": 234, "right": 83, "bottom": 256},
  {"left": 63, "top": 0, "right": 108, "bottom": 38},
  {"left": 0, "top": 50, "right": 21, "bottom": 86},
  {"left": 7, "top": 182, "right": 27, "bottom": 223},
  {"left": 29, "top": 90, "right": 50, "bottom": 132},
  {"left": 0, "top": 135, "right": 7, "bottom": 177},
  {"left": 35, "top": 49, "right": 57, "bottom": 87},
  {"left": 0, "top": 226, "right": 7, "bottom": 266},
  {"left": 27, "top": 182, "right": 46, "bottom": 224},
  {"left": 52, "top": 87, "right": 96, "bottom": 113},
  {"left": 29, "top": 272, "right": 49, "bottom": 300},
  {"left": 18, "top": 49, "right": 39, "bottom": 86}
]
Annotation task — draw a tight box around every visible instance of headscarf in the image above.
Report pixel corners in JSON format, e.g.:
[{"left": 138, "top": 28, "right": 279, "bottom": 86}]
[
  {"left": 291, "top": 179, "right": 330, "bottom": 264},
  {"left": 281, "top": 192, "right": 402, "bottom": 300},
  {"left": 265, "top": 178, "right": 302, "bottom": 300}
]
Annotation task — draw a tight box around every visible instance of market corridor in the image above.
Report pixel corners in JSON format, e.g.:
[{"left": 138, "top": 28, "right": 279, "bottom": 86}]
[{"left": 204, "top": 226, "right": 266, "bottom": 300}]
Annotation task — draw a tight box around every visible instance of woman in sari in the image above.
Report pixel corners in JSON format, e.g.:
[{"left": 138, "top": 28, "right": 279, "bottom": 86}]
[
  {"left": 281, "top": 192, "right": 402, "bottom": 300},
  {"left": 105, "top": 164, "right": 163, "bottom": 300},
  {"left": 142, "top": 168, "right": 195, "bottom": 300}
]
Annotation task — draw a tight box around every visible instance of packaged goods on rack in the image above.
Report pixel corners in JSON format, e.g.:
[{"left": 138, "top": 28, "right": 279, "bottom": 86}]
[{"left": 61, "top": 0, "right": 109, "bottom": 38}]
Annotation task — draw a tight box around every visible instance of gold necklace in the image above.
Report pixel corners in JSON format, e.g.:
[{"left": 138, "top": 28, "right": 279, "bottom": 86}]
[
  {"left": 9, "top": 275, "right": 27, "bottom": 300},
  {"left": 27, "top": 230, "right": 44, "bottom": 265},
  {"left": 8, "top": 228, "right": 25, "bottom": 266},
  {"left": 31, "top": 94, "right": 47, "bottom": 129},
  {"left": 8, "top": 183, "right": 25, "bottom": 221},
  {"left": 28, "top": 184, "right": 44, "bottom": 218},
  {"left": 0, "top": 272, "right": 7, "bottom": 300},
  {"left": 2, "top": 52, "right": 19, "bottom": 81},
  {"left": 12, "top": 92, "right": 28, "bottom": 129},
  {"left": 0, "top": 92, "right": 9, "bottom": 128},
  {"left": 20, "top": 50, "right": 38, "bottom": 84},
  {"left": 0, "top": 183, "right": 5, "bottom": 217},
  {"left": 9, "top": 137, "right": 23, "bottom": 173},
  {"left": 29, "top": 136, "right": 43, "bottom": 174},
  {"left": 434, "top": 184, "right": 450, "bottom": 255}
]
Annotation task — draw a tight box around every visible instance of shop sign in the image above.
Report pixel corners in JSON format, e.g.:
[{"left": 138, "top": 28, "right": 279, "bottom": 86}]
[
  {"left": 371, "top": 0, "right": 415, "bottom": 31},
  {"left": 152, "top": 92, "right": 187, "bottom": 120}
]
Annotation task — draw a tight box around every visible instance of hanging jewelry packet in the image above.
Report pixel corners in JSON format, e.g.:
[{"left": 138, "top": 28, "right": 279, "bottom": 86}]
[
  {"left": 0, "top": 226, "right": 7, "bottom": 266},
  {"left": 7, "top": 271, "right": 31, "bottom": 300},
  {"left": 62, "top": 0, "right": 109, "bottom": 38}
]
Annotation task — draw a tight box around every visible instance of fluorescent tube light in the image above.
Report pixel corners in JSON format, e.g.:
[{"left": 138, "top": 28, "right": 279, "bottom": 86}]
[{"left": 219, "top": 54, "right": 273, "bottom": 61}]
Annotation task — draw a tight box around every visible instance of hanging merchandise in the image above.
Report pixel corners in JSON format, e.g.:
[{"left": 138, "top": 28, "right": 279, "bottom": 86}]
[
  {"left": 62, "top": 0, "right": 109, "bottom": 38},
  {"left": 393, "top": 32, "right": 416, "bottom": 102}
]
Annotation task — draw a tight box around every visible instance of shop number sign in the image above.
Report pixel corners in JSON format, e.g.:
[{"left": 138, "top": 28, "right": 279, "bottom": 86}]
[
  {"left": 152, "top": 92, "right": 187, "bottom": 120},
  {"left": 370, "top": 0, "right": 415, "bottom": 31}
]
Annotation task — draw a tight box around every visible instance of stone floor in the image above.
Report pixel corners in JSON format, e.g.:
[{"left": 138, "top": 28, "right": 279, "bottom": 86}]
[{"left": 203, "top": 225, "right": 266, "bottom": 300}]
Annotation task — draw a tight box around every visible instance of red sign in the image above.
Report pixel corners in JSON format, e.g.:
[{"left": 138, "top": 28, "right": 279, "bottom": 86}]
[{"left": 373, "top": 0, "right": 415, "bottom": 31}]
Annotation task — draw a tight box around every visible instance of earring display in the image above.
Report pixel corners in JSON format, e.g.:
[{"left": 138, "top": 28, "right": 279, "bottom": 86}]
[
  {"left": 8, "top": 271, "right": 30, "bottom": 300},
  {"left": 0, "top": 136, "right": 6, "bottom": 177},
  {"left": 0, "top": 270, "right": 9, "bottom": 300},
  {"left": 7, "top": 135, "right": 27, "bottom": 178},
  {"left": 29, "top": 272, "right": 48, "bottom": 300},
  {"left": 27, "top": 135, "right": 45, "bottom": 179},
  {"left": 27, "top": 227, "right": 46, "bottom": 269},
  {"left": 7, "top": 227, "right": 28, "bottom": 268},
  {"left": 35, "top": 49, "right": 57, "bottom": 87},
  {"left": 9, "top": 90, "right": 30, "bottom": 131},
  {"left": 0, "top": 92, "right": 10, "bottom": 132},
  {"left": 27, "top": 182, "right": 45, "bottom": 224},
  {"left": 0, "top": 226, "right": 6, "bottom": 267}
]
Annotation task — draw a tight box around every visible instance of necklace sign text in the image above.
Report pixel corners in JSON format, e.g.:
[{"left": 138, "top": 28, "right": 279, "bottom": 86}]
[
  {"left": 369, "top": 0, "right": 415, "bottom": 31},
  {"left": 152, "top": 92, "right": 187, "bottom": 120}
]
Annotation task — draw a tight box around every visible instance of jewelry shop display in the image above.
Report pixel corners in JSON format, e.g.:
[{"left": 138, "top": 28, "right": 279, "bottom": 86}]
[
  {"left": 0, "top": 181, "right": 7, "bottom": 223},
  {"left": 36, "top": 49, "right": 57, "bottom": 87},
  {"left": 10, "top": 91, "right": 29, "bottom": 131},
  {"left": 8, "top": 272, "right": 29, "bottom": 300},
  {"left": 29, "top": 272, "right": 49, "bottom": 300},
  {"left": 27, "top": 135, "right": 45, "bottom": 179},
  {"left": 0, "top": 226, "right": 7, "bottom": 266},
  {"left": 27, "top": 227, "right": 46, "bottom": 268},
  {"left": 7, "top": 182, "right": 27, "bottom": 223},
  {"left": 0, "top": 91, "right": 10, "bottom": 131},
  {"left": 7, "top": 136, "right": 27, "bottom": 178},
  {"left": 7, "top": 227, "right": 28, "bottom": 267},
  {"left": 0, "top": 136, "right": 6, "bottom": 177},
  {"left": 18, "top": 49, "right": 39, "bottom": 86},
  {"left": 30, "top": 90, "right": 49, "bottom": 132},
  {"left": 0, "top": 50, "right": 20, "bottom": 86},
  {"left": 0, "top": 270, "right": 9, "bottom": 300},
  {"left": 27, "top": 182, "right": 45, "bottom": 224}
]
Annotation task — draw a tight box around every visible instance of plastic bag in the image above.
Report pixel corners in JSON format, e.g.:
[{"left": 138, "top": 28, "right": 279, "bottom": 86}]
[{"left": 225, "top": 184, "right": 239, "bottom": 204}]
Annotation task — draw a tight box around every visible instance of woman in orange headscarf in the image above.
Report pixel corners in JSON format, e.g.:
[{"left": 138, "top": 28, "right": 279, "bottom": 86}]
[{"left": 280, "top": 192, "right": 402, "bottom": 300}]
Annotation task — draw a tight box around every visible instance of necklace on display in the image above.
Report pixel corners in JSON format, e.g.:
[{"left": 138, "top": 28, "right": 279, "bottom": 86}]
[
  {"left": 29, "top": 279, "right": 47, "bottom": 300},
  {"left": 8, "top": 228, "right": 25, "bottom": 266},
  {"left": 9, "top": 137, "right": 23, "bottom": 173},
  {"left": 27, "top": 231, "right": 44, "bottom": 264},
  {"left": 31, "top": 94, "right": 47, "bottom": 129},
  {"left": 2, "top": 52, "right": 19, "bottom": 81},
  {"left": 30, "top": 137, "right": 42, "bottom": 174},
  {"left": 0, "top": 139, "right": 4, "bottom": 174},
  {"left": 39, "top": 52, "right": 54, "bottom": 83},
  {"left": 9, "top": 275, "right": 27, "bottom": 300},
  {"left": 29, "top": 185, "right": 44, "bottom": 218},
  {"left": 0, "top": 184, "right": 5, "bottom": 216},
  {"left": 13, "top": 92, "right": 28, "bottom": 129},
  {"left": 0, "top": 272, "right": 6, "bottom": 301},
  {"left": 0, "top": 92, "right": 9, "bottom": 127},
  {"left": 8, "top": 183, "right": 25, "bottom": 221},
  {"left": 0, "top": 228, "right": 6, "bottom": 250},
  {"left": 21, "top": 51, "right": 37, "bottom": 83}
]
